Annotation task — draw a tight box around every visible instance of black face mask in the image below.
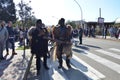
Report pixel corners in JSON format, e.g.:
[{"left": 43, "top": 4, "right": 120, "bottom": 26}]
[
  {"left": 36, "top": 23, "right": 42, "bottom": 28},
  {"left": 36, "top": 26, "right": 42, "bottom": 30}
]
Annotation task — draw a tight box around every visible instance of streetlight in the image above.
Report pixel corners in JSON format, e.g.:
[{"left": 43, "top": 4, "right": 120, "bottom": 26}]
[
  {"left": 0, "top": 9, "right": 3, "bottom": 20},
  {"left": 74, "top": 0, "right": 83, "bottom": 28}
]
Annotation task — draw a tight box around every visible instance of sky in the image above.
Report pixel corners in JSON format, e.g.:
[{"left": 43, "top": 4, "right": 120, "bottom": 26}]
[{"left": 13, "top": 0, "right": 120, "bottom": 25}]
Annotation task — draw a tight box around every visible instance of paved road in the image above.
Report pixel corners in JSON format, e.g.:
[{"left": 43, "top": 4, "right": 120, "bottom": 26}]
[
  {"left": 72, "top": 37, "right": 120, "bottom": 80},
  {"left": 27, "top": 37, "right": 120, "bottom": 80},
  {"left": 1, "top": 37, "right": 119, "bottom": 80}
]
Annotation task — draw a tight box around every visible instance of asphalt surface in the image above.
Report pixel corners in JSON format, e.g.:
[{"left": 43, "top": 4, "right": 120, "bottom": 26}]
[{"left": 0, "top": 36, "right": 119, "bottom": 80}]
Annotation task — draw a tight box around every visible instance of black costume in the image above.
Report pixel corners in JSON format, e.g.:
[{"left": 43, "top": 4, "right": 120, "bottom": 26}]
[{"left": 31, "top": 27, "right": 49, "bottom": 75}]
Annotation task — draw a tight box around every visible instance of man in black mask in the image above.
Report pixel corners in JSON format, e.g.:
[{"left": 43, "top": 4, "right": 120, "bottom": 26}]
[
  {"left": 52, "top": 18, "right": 72, "bottom": 69},
  {"left": 29, "top": 19, "right": 49, "bottom": 76}
]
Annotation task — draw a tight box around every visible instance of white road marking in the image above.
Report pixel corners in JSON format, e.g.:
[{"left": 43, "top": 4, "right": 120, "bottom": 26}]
[
  {"left": 72, "top": 55, "right": 105, "bottom": 80},
  {"left": 48, "top": 59, "right": 69, "bottom": 80},
  {"left": 80, "top": 50, "right": 120, "bottom": 74},
  {"left": 109, "top": 48, "right": 120, "bottom": 53},
  {"left": 95, "top": 49, "right": 120, "bottom": 59}
]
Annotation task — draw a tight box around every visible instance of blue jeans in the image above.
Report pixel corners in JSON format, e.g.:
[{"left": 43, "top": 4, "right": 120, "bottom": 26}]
[{"left": 6, "top": 38, "right": 15, "bottom": 52}]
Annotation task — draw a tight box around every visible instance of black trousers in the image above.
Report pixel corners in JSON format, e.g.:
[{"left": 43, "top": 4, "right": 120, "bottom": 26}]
[
  {"left": 36, "top": 54, "right": 48, "bottom": 71},
  {"left": 57, "top": 44, "right": 70, "bottom": 67},
  {"left": 79, "top": 36, "right": 82, "bottom": 44}
]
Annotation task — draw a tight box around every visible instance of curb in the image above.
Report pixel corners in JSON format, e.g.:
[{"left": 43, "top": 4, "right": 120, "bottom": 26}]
[
  {"left": 22, "top": 54, "right": 34, "bottom": 80},
  {"left": 95, "top": 36, "right": 120, "bottom": 42}
]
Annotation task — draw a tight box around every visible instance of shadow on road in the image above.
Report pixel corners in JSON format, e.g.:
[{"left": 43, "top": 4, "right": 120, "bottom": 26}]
[
  {"left": 72, "top": 48, "right": 87, "bottom": 54},
  {"left": 27, "top": 59, "right": 50, "bottom": 80},
  {"left": 73, "top": 44, "right": 102, "bottom": 54},
  {"left": 70, "top": 58, "right": 88, "bottom": 72},
  {"left": 83, "top": 44, "right": 102, "bottom": 49},
  {"left": 0, "top": 53, "right": 13, "bottom": 77},
  {"left": 63, "top": 67, "right": 91, "bottom": 80},
  {"left": 75, "top": 45, "right": 89, "bottom": 50},
  {"left": 14, "top": 54, "right": 29, "bottom": 80}
]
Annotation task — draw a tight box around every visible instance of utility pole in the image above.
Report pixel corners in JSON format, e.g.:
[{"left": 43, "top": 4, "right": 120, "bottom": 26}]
[
  {"left": 99, "top": 8, "right": 101, "bottom": 18},
  {"left": 74, "top": 0, "right": 83, "bottom": 28},
  {"left": 98, "top": 8, "right": 104, "bottom": 38}
]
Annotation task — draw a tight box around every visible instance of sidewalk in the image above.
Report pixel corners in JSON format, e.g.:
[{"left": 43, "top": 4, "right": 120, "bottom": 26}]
[
  {"left": 0, "top": 36, "right": 119, "bottom": 80},
  {"left": 0, "top": 47, "right": 31, "bottom": 80},
  {"left": 95, "top": 35, "right": 120, "bottom": 41}
]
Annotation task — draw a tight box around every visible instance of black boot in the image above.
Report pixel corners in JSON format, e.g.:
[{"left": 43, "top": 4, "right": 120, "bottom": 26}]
[
  {"left": 12, "top": 51, "right": 17, "bottom": 55},
  {"left": 36, "top": 57, "right": 41, "bottom": 76},
  {"left": 66, "top": 59, "right": 71, "bottom": 68},
  {"left": 43, "top": 57, "right": 49, "bottom": 70},
  {"left": 37, "top": 70, "right": 40, "bottom": 76},
  {"left": 58, "top": 64, "right": 63, "bottom": 69},
  {"left": 44, "top": 63, "right": 49, "bottom": 70},
  {"left": 0, "top": 57, "right": 5, "bottom": 60},
  {"left": 58, "top": 58, "right": 63, "bottom": 69}
]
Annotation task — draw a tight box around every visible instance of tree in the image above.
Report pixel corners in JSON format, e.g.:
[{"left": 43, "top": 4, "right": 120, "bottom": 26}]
[
  {"left": 0, "top": 0, "right": 16, "bottom": 22},
  {"left": 16, "top": 0, "right": 36, "bottom": 54},
  {"left": 17, "top": 0, "right": 36, "bottom": 28}
]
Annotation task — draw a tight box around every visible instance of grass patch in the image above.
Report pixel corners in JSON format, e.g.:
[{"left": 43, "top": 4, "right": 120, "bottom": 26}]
[{"left": 16, "top": 46, "right": 30, "bottom": 50}]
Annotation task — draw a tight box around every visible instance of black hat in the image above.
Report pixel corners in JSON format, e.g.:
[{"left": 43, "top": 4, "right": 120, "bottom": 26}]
[
  {"left": 36, "top": 19, "right": 42, "bottom": 24},
  {"left": 60, "top": 18, "right": 65, "bottom": 23}
]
